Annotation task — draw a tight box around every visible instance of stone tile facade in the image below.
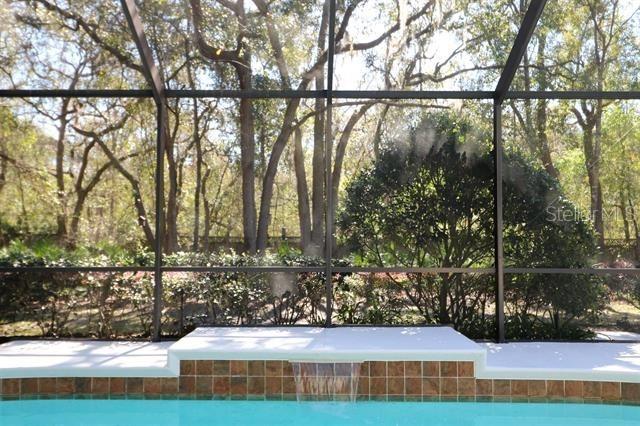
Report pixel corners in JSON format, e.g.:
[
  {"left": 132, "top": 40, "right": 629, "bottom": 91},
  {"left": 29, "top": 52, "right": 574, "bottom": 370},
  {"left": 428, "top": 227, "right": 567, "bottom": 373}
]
[{"left": 1, "top": 360, "right": 640, "bottom": 405}]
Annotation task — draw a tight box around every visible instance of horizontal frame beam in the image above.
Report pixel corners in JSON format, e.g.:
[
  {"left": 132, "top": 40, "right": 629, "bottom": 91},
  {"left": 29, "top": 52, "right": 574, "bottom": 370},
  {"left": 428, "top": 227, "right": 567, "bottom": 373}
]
[
  {"left": 0, "top": 266, "right": 154, "bottom": 273},
  {"left": 0, "top": 266, "right": 324, "bottom": 273},
  {"left": 162, "top": 266, "right": 325, "bottom": 273},
  {"left": 505, "top": 267, "right": 640, "bottom": 275},
  {"left": 3, "top": 89, "right": 640, "bottom": 100},
  {"left": 166, "top": 90, "right": 326, "bottom": 98},
  {"left": 0, "top": 89, "right": 490, "bottom": 99},
  {"left": 0, "top": 90, "right": 154, "bottom": 98},
  {"left": 505, "top": 91, "right": 640, "bottom": 99},
  {"left": 1, "top": 266, "right": 638, "bottom": 275},
  {"left": 331, "top": 267, "right": 495, "bottom": 274},
  {"left": 333, "top": 91, "right": 493, "bottom": 99}
]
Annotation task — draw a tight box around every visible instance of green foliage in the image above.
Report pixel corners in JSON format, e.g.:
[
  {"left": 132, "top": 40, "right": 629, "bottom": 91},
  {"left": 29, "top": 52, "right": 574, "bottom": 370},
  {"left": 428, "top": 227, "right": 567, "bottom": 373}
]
[
  {"left": 0, "top": 240, "right": 153, "bottom": 268},
  {"left": 333, "top": 272, "right": 496, "bottom": 339},
  {"left": 339, "top": 114, "right": 494, "bottom": 268},
  {"left": 505, "top": 274, "right": 607, "bottom": 340},
  {"left": 633, "top": 281, "right": 640, "bottom": 311},
  {"left": 0, "top": 246, "right": 330, "bottom": 337},
  {"left": 502, "top": 152, "right": 599, "bottom": 268},
  {"left": 0, "top": 217, "right": 20, "bottom": 246},
  {"left": 162, "top": 250, "right": 325, "bottom": 268},
  {"left": 0, "top": 270, "right": 82, "bottom": 337},
  {"left": 0, "top": 243, "right": 156, "bottom": 338},
  {"left": 161, "top": 251, "right": 330, "bottom": 334},
  {"left": 338, "top": 112, "right": 607, "bottom": 339},
  {"left": 334, "top": 273, "right": 408, "bottom": 326}
]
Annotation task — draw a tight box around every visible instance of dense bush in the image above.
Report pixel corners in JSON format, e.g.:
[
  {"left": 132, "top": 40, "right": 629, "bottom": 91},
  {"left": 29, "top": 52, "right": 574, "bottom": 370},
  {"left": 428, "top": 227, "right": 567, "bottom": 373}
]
[
  {"left": 0, "top": 244, "right": 330, "bottom": 337},
  {"left": 0, "top": 267, "right": 154, "bottom": 338},
  {"left": 161, "top": 252, "right": 330, "bottom": 334},
  {"left": 333, "top": 272, "right": 496, "bottom": 338},
  {"left": 338, "top": 113, "right": 607, "bottom": 339}
]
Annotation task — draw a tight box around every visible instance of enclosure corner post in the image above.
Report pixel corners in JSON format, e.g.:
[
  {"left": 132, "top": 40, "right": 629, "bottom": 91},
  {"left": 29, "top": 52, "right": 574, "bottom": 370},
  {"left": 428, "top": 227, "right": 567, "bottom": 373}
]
[
  {"left": 493, "top": 100, "right": 506, "bottom": 343},
  {"left": 324, "top": 0, "right": 337, "bottom": 327},
  {"left": 151, "top": 104, "right": 167, "bottom": 342}
]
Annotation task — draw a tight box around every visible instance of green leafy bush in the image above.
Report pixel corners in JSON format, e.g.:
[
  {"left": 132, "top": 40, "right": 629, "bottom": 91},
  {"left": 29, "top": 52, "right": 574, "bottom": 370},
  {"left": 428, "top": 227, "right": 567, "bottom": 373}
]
[
  {"left": 0, "top": 245, "right": 331, "bottom": 337},
  {"left": 338, "top": 113, "right": 606, "bottom": 339},
  {"left": 160, "top": 252, "right": 329, "bottom": 335}
]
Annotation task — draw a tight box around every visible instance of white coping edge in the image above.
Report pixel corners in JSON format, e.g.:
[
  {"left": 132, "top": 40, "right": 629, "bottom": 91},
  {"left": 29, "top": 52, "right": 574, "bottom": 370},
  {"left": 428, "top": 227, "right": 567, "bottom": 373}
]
[
  {"left": 0, "top": 367, "right": 177, "bottom": 379},
  {"left": 475, "top": 367, "right": 640, "bottom": 383}
]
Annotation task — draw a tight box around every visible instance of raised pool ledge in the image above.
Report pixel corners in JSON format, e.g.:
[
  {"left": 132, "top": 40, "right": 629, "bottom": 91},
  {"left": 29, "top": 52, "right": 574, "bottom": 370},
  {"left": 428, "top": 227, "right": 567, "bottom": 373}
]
[
  {"left": 480, "top": 341, "right": 640, "bottom": 383},
  {"left": 166, "top": 327, "right": 486, "bottom": 372},
  {"left": 0, "top": 340, "right": 175, "bottom": 378}
]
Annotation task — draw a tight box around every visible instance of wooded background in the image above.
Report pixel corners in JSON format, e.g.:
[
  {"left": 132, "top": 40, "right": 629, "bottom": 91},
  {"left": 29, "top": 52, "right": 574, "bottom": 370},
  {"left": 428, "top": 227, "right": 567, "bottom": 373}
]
[{"left": 0, "top": 0, "right": 639, "bottom": 339}]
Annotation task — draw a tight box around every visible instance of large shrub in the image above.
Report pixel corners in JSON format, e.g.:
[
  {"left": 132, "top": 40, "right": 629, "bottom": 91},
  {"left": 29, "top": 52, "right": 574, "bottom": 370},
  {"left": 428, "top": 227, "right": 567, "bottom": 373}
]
[{"left": 338, "top": 113, "right": 606, "bottom": 339}]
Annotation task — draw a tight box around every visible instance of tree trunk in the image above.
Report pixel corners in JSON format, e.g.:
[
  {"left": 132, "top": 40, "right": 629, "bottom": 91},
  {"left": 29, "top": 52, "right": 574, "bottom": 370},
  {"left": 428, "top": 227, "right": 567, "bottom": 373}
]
[
  {"left": 310, "top": 1, "right": 329, "bottom": 251},
  {"left": 372, "top": 105, "right": 390, "bottom": 160},
  {"left": 438, "top": 273, "right": 451, "bottom": 324},
  {"left": 583, "top": 1, "right": 609, "bottom": 251},
  {"left": 331, "top": 104, "right": 372, "bottom": 249},
  {"left": 55, "top": 98, "right": 72, "bottom": 243},
  {"left": 311, "top": 95, "right": 325, "bottom": 251},
  {"left": 95, "top": 138, "right": 155, "bottom": 249},
  {"left": 192, "top": 98, "right": 203, "bottom": 251},
  {"left": 188, "top": 0, "right": 256, "bottom": 253},
  {"left": 573, "top": 101, "right": 605, "bottom": 250},
  {"left": 628, "top": 198, "right": 640, "bottom": 261},
  {"left": 237, "top": 66, "right": 257, "bottom": 253},
  {"left": 593, "top": 99, "right": 605, "bottom": 249},
  {"left": 202, "top": 168, "right": 212, "bottom": 253},
  {"left": 534, "top": 33, "right": 559, "bottom": 179},
  {"left": 0, "top": 131, "right": 6, "bottom": 193},
  {"left": 332, "top": 105, "right": 372, "bottom": 208},
  {"left": 53, "top": 65, "right": 84, "bottom": 244},
  {"left": 236, "top": 1, "right": 257, "bottom": 254},
  {"left": 620, "top": 191, "right": 631, "bottom": 242},
  {"left": 185, "top": 46, "right": 203, "bottom": 252},
  {"left": 521, "top": 50, "right": 535, "bottom": 155},
  {"left": 164, "top": 122, "right": 180, "bottom": 253},
  {"left": 69, "top": 192, "right": 87, "bottom": 243},
  {"left": 582, "top": 124, "right": 605, "bottom": 248},
  {"left": 293, "top": 128, "right": 312, "bottom": 252},
  {"left": 256, "top": 97, "right": 306, "bottom": 252}
]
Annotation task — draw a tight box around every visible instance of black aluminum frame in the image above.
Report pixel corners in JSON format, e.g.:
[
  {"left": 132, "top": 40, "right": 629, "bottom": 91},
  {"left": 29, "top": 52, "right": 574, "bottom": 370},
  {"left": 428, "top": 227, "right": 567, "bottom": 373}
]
[{"left": 2, "top": 0, "right": 639, "bottom": 342}]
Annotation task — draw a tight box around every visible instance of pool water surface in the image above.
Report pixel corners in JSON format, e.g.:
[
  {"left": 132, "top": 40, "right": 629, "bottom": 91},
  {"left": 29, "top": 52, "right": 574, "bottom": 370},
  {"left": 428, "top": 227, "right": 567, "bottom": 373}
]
[{"left": 1, "top": 400, "right": 639, "bottom": 426}]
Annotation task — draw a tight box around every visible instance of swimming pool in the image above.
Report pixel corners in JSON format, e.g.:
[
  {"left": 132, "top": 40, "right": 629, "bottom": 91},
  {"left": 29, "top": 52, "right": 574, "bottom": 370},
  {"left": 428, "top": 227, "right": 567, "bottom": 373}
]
[{"left": 1, "top": 400, "right": 639, "bottom": 426}]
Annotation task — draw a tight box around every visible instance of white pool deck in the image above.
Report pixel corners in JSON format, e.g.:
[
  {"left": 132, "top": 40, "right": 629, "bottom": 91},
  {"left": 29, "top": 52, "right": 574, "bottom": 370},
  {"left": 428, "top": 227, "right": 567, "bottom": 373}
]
[
  {"left": 481, "top": 342, "right": 640, "bottom": 382},
  {"left": 1, "top": 327, "right": 639, "bottom": 382},
  {"left": 0, "top": 340, "right": 175, "bottom": 378}
]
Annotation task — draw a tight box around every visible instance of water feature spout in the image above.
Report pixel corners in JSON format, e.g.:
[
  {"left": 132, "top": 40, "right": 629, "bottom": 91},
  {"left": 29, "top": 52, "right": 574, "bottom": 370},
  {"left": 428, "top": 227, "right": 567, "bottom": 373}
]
[{"left": 290, "top": 361, "right": 362, "bottom": 402}]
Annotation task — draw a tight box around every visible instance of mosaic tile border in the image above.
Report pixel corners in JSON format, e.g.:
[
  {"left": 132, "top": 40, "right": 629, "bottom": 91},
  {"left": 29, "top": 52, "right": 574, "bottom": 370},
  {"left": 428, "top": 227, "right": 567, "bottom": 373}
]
[{"left": 1, "top": 360, "right": 639, "bottom": 405}]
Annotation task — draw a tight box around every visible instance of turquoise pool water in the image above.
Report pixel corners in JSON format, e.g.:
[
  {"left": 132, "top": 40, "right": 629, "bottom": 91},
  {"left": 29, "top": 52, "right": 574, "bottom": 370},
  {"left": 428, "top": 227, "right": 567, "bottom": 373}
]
[{"left": 1, "top": 400, "right": 639, "bottom": 426}]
